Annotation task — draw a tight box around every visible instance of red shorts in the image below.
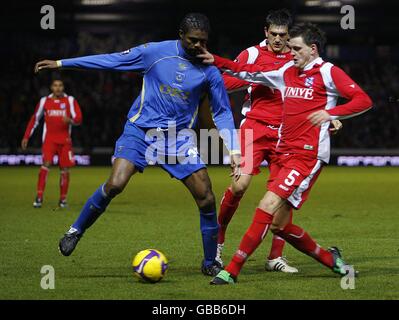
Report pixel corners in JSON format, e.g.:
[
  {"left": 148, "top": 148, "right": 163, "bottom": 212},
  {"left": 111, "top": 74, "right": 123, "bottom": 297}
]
[
  {"left": 268, "top": 153, "right": 323, "bottom": 209},
  {"left": 42, "top": 139, "right": 75, "bottom": 168},
  {"left": 240, "top": 118, "right": 279, "bottom": 175}
]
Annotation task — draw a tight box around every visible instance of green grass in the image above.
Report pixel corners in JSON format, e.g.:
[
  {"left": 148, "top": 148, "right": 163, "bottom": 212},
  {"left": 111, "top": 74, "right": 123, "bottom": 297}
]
[{"left": 0, "top": 166, "right": 398, "bottom": 299}]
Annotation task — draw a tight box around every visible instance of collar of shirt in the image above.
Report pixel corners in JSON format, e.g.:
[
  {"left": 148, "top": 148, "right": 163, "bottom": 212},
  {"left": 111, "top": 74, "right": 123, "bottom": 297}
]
[
  {"left": 303, "top": 57, "right": 324, "bottom": 71},
  {"left": 48, "top": 93, "right": 67, "bottom": 98},
  {"left": 259, "top": 39, "right": 267, "bottom": 47},
  {"left": 259, "top": 39, "right": 291, "bottom": 58}
]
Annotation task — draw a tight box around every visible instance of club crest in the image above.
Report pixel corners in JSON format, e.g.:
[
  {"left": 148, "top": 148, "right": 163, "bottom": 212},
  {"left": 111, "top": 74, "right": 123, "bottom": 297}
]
[
  {"left": 304, "top": 76, "right": 315, "bottom": 87},
  {"left": 175, "top": 71, "right": 185, "bottom": 83}
]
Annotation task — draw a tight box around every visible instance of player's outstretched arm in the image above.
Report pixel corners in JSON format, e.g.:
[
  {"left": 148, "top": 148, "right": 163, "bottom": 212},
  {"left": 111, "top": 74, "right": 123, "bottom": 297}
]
[
  {"left": 35, "top": 45, "right": 148, "bottom": 73},
  {"left": 34, "top": 60, "right": 59, "bottom": 73},
  {"left": 198, "top": 48, "right": 288, "bottom": 90},
  {"left": 222, "top": 50, "right": 252, "bottom": 93}
]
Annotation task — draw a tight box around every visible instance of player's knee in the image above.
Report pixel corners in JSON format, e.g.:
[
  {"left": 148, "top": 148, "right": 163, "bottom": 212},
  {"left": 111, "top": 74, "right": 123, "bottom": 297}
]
[
  {"left": 258, "top": 198, "right": 274, "bottom": 213},
  {"left": 197, "top": 189, "right": 216, "bottom": 213},
  {"left": 43, "top": 161, "right": 51, "bottom": 168},
  {"left": 231, "top": 180, "right": 249, "bottom": 197},
  {"left": 104, "top": 182, "right": 124, "bottom": 198},
  {"left": 270, "top": 223, "right": 283, "bottom": 234},
  {"left": 258, "top": 194, "right": 281, "bottom": 213}
]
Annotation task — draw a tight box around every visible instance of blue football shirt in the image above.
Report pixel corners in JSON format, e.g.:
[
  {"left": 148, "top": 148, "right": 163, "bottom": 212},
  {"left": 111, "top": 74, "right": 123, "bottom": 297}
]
[{"left": 60, "top": 40, "right": 239, "bottom": 153}]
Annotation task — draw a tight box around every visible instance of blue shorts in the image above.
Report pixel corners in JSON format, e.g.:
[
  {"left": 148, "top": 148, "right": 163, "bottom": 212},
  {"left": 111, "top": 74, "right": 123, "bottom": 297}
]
[{"left": 113, "top": 123, "right": 205, "bottom": 180}]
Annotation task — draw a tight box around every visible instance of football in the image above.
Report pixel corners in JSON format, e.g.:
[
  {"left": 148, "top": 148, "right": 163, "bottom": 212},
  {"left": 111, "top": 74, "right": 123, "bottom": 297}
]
[{"left": 132, "top": 249, "right": 168, "bottom": 283}]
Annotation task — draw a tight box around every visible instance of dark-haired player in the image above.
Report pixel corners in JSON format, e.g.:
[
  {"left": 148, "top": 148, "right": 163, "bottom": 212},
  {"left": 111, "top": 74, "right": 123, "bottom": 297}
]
[
  {"left": 199, "top": 22, "right": 372, "bottom": 284},
  {"left": 217, "top": 9, "right": 299, "bottom": 273},
  {"left": 22, "top": 79, "right": 82, "bottom": 208},
  {"left": 34, "top": 13, "right": 241, "bottom": 276}
]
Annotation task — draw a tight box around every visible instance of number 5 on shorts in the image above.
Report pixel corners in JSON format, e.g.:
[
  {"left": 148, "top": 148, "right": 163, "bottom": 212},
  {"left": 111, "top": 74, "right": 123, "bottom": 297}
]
[{"left": 284, "top": 169, "right": 300, "bottom": 186}]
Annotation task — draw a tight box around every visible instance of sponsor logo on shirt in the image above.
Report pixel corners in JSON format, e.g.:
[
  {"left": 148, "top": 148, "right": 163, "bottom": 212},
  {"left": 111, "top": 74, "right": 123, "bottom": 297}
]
[
  {"left": 284, "top": 87, "right": 314, "bottom": 100},
  {"left": 159, "top": 84, "right": 190, "bottom": 102},
  {"left": 47, "top": 110, "right": 66, "bottom": 117},
  {"left": 304, "top": 144, "right": 314, "bottom": 150}
]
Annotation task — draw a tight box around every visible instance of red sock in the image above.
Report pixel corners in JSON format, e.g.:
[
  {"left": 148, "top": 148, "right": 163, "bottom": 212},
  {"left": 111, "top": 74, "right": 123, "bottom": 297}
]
[
  {"left": 217, "top": 187, "right": 243, "bottom": 244},
  {"left": 268, "top": 208, "right": 293, "bottom": 259},
  {"left": 37, "top": 166, "right": 49, "bottom": 199},
  {"left": 276, "top": 223, "right": 334, "bottom": 268},
  {"left": 225, "top": 208, "right": 273, "bottom": 277},
  {"left": 60, "top": 170, "right": 70, "bottom": 201}
]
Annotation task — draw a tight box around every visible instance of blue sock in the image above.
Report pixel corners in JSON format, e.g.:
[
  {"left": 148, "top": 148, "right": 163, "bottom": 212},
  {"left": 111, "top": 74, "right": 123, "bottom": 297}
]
[
  {"left": 200, "top": 210, "right": 219, "bottom": 267},
  {"left": 72, "top": 184, "right": 112, "bottom": 234}
]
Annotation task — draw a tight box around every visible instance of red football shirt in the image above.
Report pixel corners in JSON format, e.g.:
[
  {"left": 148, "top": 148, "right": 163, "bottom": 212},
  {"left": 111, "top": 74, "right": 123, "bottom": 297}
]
[
  {"left": 24, "top": 94, "right": 82, "bottom": 144},
  {"left": 223, "top": 40, "right": 292, "bottom": 126},
  {"left": 214, "top": 55, "right": 373, "bottom": 163}
]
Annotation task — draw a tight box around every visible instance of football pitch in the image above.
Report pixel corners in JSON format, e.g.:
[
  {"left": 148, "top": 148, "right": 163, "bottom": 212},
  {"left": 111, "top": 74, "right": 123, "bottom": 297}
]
[{"left": 0, "top": 166, "right": 398, "bottom": 300}]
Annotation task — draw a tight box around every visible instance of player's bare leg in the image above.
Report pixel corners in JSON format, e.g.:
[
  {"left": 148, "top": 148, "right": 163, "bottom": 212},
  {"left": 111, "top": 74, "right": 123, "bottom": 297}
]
[
  {"left": 218, "top": 173, "right": 297, "bottom": 272},
  {"left": 211, "top": 191, "right": 355, "bottom": 284},
  {"left": 216, "top": 174, "right": 252, "bottom": 266},
  {"left": 182, "top": 168, "right": 223, "bottom": 276},
  {"left": 34, "top": 161, "right": 51, "bottom": 208},
  {"left": 59, "top": 167, "right": 70, "bottom": 208},
  {"left": 59, "top": 158, "right": 138, "bottom": 256}
]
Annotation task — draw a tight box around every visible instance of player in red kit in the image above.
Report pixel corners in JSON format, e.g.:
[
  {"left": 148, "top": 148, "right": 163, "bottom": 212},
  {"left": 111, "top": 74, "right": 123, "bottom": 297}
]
[
  {"left": 217, "top": 9, "right": 298, "bottom": 273},
  {"left": 199, "top": 22, "right": 373, "bottom": 284},
  {"left": 22, "top": 79, "right": 82, "bottom": 208},
  {"left": 217, "top": 10, "right": 342, "bottom": 273}
]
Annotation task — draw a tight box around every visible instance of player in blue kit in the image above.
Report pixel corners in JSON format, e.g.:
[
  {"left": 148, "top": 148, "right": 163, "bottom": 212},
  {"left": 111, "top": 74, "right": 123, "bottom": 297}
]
[{"left": 34, "top": 13, "right": 241, "bottom": 276}]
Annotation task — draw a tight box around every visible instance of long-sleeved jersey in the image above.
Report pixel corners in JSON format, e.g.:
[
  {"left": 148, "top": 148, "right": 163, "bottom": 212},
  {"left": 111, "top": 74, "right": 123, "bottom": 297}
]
[
  {"left": 23, "top": 93, "right": 82, "bottom": 143},
  {"left": 222, "top": 40, "right": 292, "bottom": 126},
  {"left": 59, "top": 40, "right": 239, "bottom": 153},
  {"left": 214, "top": 55, "right": 373, "bottom": 163}
]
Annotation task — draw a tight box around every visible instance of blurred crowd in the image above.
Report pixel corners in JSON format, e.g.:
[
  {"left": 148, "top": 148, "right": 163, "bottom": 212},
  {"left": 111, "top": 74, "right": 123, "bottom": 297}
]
[{"left": 1, "top": 32, "right": 398, "bottom": 152}]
